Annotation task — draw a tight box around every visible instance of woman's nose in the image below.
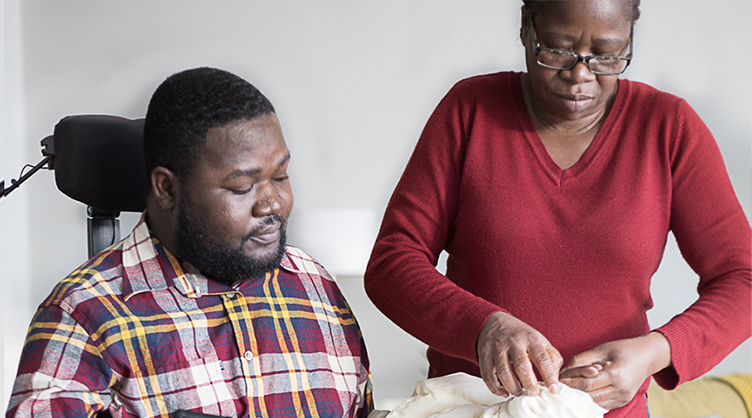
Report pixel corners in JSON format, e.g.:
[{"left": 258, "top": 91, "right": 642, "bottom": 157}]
[{"left": 562, "top": 60, "right": 597, "bottom": 83}]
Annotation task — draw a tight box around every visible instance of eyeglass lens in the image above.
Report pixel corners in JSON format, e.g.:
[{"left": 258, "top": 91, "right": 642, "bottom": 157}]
[{"left": 537, "top": 50, "right": 629, "bottom": 74}]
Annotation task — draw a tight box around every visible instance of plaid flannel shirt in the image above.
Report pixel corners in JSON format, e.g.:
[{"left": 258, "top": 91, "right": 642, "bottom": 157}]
[{"left": 7, "top": 214, "right": 373, "bottom": 418}]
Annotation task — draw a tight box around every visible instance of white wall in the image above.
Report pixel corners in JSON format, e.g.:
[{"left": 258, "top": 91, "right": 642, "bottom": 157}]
[
  {"left": 2, "top": 0, "right": 750, "bottom": 410},
  {"left": 1, "top": 0, "right": 32, "bottom": 410}
]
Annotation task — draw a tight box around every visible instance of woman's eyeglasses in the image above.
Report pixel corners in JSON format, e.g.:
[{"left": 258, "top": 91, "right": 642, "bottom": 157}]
[{"left": 528, "top": 13, "right": 633, "bottom": 76}]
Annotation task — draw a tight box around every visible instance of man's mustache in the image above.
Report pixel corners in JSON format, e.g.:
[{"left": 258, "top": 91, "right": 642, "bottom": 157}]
[{"left": 243, "top": 215, "right": 285, "bottom": 242}]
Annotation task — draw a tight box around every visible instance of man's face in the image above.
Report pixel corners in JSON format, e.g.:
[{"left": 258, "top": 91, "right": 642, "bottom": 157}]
[{"left": 175, "top": 114, "right": 293, "bottom": 284}]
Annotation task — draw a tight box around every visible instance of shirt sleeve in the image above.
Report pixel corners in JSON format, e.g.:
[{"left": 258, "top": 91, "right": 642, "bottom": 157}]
[
  {"left": 6, "top": 304, "right": 114, "bottom": 418},
  {"left": 364, "top": 85, "right": 504, "bottom": 365},
  {"left": 333, "top": 281, "right": 374, "bottom": 418},
  {"left": 291, "top": 248, "right": 375, "bottom": 418},
  {"left": 355, "top": 351, "right": 375, "bottom": 418},
  {"left": 654, "top": 99, "right": 752, "bottom": 389}
]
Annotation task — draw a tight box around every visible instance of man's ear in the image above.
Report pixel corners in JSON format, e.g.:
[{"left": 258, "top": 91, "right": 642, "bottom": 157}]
[{"left": 150, "top": 167, "right": 180, "bottom": 212}]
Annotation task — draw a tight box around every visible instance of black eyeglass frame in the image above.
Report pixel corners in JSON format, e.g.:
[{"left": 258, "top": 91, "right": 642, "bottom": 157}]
[{"left": 528, "top": 13, "right": 633, "bottom": 76}]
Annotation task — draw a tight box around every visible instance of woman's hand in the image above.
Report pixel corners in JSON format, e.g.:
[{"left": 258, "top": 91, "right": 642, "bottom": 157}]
[
  {"left": 559, "top": 332, "right": 672, "bottom": 410},
  {"left": 477, "top": 311, "right": 564, "bottom": 397}
]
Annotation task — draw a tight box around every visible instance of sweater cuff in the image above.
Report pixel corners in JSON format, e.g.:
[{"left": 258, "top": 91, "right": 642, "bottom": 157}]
[{"left": 653, "top": 324, "right": 690, "bottom": 390}]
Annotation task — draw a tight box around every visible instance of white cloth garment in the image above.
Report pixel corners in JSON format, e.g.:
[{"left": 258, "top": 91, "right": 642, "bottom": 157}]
[{"left": 374, "top": 372, "right": 607, "bottom": 418}]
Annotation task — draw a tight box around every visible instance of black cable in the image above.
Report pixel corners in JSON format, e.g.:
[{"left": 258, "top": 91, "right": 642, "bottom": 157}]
[
  {"left": 1, "top": 156, "right": 52, "bottom": 199},
  {"left": 19, "top": 164, "right": 36, "bottom": 177}
]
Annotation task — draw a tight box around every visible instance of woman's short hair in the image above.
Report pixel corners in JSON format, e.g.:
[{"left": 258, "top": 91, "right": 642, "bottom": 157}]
[{"left": 522, "top": 0, "right": 641, "bottom": 24}]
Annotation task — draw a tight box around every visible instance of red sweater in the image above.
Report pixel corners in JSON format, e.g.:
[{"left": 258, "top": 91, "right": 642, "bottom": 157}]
[{"left": 364, "top": 72, "right": 751, "bottom": 418}]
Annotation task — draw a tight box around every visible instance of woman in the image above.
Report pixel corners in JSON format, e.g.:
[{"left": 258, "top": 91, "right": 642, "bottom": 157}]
[{"left": 364, "top": 1, "right": 751, "bottom": 417}]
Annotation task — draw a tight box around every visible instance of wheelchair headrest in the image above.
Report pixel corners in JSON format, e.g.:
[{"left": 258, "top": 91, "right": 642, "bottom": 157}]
[{"left": 54, "top": 115, "right": 147, "bottom": 213}]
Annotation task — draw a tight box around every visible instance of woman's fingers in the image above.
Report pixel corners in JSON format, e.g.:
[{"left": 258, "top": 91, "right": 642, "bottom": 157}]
[
  {"left": 477, "top": 312, "right": 563, "bottom": 397},
  {"left": 496, "top": 357, "right": 524, "bottom": 396},
  {"left": 532, "top": 344, "right": 563, "bottom": 394},
  {"left": 479, "top": 341, "right": 510, "bottom": 397}
]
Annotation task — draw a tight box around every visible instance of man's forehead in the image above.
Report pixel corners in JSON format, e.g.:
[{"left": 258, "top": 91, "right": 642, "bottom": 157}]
[
  {"left": 197, "top": 115, "right": 288, "bottom": 173},
  {"left": 204, "top": 115, "right": 283, "bottom": 151},
  {"left": 208, "top": 113, "right": 280, "bottom": 142}
]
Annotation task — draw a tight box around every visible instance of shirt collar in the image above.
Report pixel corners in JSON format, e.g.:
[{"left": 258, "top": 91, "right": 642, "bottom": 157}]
[{"left": 121, "top": 213, "right": 301, "bottom": 300}]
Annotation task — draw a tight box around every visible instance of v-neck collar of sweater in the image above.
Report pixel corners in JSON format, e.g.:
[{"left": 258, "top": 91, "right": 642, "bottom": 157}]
[{"left": 514, "top": 73, "right": 630, "bottom": 186}]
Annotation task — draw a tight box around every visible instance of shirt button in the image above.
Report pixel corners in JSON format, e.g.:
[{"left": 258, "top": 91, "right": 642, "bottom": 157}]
[
  {"left": 244, "top": 351, "right": 254, "bottom": 361},
  {"left": 224, "top": 293, "right": 235, "bottom": 300}
]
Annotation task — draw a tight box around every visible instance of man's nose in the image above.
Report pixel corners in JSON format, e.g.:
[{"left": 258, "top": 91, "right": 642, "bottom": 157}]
[{"left": 252, "top": 182, "right": 282, "bottom": 217}]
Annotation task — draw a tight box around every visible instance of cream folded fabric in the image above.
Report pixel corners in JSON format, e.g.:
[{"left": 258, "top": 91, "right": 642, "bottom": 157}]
[{"left": 380, "top": 372, "right": 607, "bottom": 418}]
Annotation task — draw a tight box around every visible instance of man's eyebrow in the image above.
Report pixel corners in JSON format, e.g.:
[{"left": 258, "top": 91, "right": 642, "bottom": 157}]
[
  {"left": 224, "top": 152, "right": 291, "bottom": 181},
  {"left": 225, "top": 168, "right": 262, "bottom": 181}
]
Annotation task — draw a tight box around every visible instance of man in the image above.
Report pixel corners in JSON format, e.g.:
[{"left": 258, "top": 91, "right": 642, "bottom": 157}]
[{"left": 7, "top": 67, "right": 373, "bottom": 418}]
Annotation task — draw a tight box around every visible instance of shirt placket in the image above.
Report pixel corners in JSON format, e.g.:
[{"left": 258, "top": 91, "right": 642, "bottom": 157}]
[{"left": 222, "top": 291, "right": 268, "bottom": 417}]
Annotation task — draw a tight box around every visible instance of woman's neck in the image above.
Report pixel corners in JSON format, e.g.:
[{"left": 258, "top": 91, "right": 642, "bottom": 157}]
[{"left": 520, "top": 73, "right": 618, "bottom": 169}]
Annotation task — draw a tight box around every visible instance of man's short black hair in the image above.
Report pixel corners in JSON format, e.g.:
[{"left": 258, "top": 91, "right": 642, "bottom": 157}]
[{"left": 143, "top": 67, "right": 275, "bottom": 185}]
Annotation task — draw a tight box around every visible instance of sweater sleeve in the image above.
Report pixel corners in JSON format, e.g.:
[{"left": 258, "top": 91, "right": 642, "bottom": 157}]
[
  {"left": 654, "top": 100, "right": 752, "bottom": 389},
  {"left": 364, "top": 85, "right": 503, "bottom": 364}
]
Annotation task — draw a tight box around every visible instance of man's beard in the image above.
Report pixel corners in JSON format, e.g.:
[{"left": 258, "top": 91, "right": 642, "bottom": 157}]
[{"left": 175, "top": 192, "right": 287, "bottom": 286}]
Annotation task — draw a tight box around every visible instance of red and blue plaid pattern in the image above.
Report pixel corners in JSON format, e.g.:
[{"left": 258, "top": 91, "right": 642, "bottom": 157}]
[{"left": 7, "top": 215, "right": 373, "bottom": 418}]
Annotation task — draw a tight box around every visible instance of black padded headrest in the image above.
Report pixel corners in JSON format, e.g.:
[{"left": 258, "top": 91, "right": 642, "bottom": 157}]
[{"left": 54, "top": 115, "right": 147, "bottom": 213}]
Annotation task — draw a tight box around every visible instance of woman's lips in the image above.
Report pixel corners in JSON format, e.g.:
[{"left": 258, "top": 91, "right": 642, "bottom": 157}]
[{"left": 557, "top": 94, "right": 593, "bottom": 113}]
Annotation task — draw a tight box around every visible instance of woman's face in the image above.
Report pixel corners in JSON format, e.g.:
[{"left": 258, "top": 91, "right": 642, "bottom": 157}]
[{"left": 521, "top": 0, "right": 633, "bottom": 123}]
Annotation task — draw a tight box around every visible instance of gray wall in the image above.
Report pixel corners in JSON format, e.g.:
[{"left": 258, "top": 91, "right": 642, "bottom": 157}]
[{"left": 2, "top": 0, "right": 750, "bottom": 410}]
